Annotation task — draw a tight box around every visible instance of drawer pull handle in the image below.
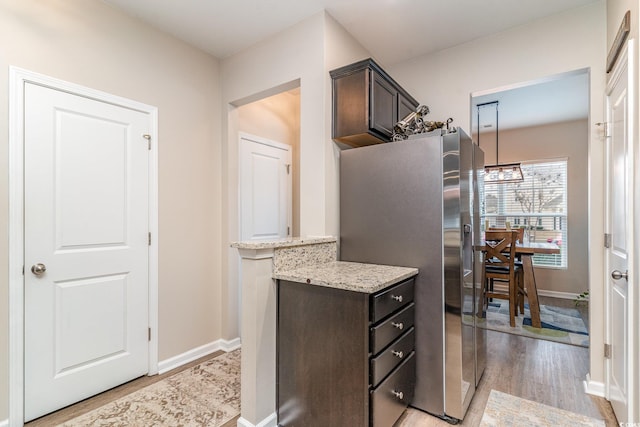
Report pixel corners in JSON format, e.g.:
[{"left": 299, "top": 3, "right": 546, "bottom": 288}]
[
  {"left": 392, "top": 350, "right": 404, "bottom": 359},
  {"left": 392, "top": 390, "right": 404, "bottom": 400},
  {"left": 391, "top": 294, "right": 403, "bottom": 302},
  {"left": 391, "top": 322, "right": 404, "bottom": 330}
]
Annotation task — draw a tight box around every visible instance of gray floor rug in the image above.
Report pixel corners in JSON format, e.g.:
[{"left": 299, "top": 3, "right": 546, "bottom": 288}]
[
  {"left": 58, "top": 350, "right": 241, "bottom": 427},
  {"left": 480, "top": 389, "right": 605, "bottom": 426},
  {"left": 472, "top": 301, "right": 589, "bottom": 347}
]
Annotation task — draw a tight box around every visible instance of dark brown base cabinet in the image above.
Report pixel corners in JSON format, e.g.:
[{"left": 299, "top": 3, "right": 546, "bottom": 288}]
[{"left": 276, "top": 278, "right": 416, "bottom": 427}]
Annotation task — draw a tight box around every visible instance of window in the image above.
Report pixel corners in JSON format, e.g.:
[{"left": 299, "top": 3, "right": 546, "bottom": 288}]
[{"left": 483, "top": 159, "right": 568, "bottom": 268}]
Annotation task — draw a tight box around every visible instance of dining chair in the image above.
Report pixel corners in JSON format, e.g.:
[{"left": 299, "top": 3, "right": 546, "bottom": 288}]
[
  {"left": 483, "top": 230, "right": 525, "bottom": 327},
  {"left": 489, "top": 226, "right": 524, "bottom": 244}
]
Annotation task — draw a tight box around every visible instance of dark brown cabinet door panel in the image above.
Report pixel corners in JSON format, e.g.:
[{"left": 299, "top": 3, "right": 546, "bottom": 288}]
[
  {"left": 370, "top": 303, "right": 415, "bottom": 355},
  {"left": 370, "top": 70, "right": 397, "bottom": 139},
  {"left": 371, "top": 353, "right": 416, "bottom": 427},
  {"left": 371, "top": 278, "right": 415, "bottom": 323},
  {"left": 370, "top": 328, "right": 415, "bottom": 387}
]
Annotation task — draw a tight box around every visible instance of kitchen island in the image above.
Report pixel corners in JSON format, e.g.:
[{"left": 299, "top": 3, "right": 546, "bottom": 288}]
[{"left": 275, "top": 261, "right": 418, "bottom": 427}]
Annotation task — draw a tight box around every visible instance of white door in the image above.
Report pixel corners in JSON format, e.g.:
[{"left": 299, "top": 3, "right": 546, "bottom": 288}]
[
  {"left": 604, "top": 39, "right": 635, "bottom": 423},
  {"left": 239, "top": 134, "right": 292, "bottom": 241},
  {"left": 24, "top": 82, "right": 150, "bottom": 421}
]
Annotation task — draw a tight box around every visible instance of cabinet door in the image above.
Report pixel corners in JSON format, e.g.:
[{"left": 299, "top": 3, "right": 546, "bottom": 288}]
[
  {"left": 398, "top": 92, "right": 416, "bottom": 123},
  {"left": 370, "top": 70, "right": 397, "bottom": 140}
]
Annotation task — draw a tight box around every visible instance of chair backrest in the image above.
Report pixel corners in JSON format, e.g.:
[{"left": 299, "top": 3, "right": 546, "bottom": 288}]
[
  {"left": 484, "top": 230, "right": 518, "bottom": 268},
  {"left": 488, "top": 227, "right": 524, "bottom": 244}
]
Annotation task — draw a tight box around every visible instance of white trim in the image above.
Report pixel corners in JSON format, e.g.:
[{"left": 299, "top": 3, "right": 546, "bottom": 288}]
[
  {"left": 239, "top": 131, "right": 291, "bottom": 152},
  {"left": 583, "top": 374, "right": 606, "bottom": 397},
  {"left": 536, "top": 289, "right": 581, "bottom": 300},
  {"left": 237, "top": 248, "right": 276, "bottom": 260},
  {"left": 8, "top": 65, "right": 26, "bottom": 427},
  {"left": 157, "top": 338, "right": 241, "bottom": 374},
  {"left": 490, "top": 283, "right": 580, "bottom": 300},
  {"left": 8, "top": 66, "right": 159, "bottom": 426},
  {"left": 0, "top": 418, "right": 8, "bottom": 427},
  {"left": 237, "top": 413, "right": 277, "bottom": 427}
]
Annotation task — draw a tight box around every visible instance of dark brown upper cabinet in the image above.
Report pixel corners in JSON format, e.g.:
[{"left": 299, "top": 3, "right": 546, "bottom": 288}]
[{"left": 330, "top": 58, "right": 419, "bottom": 147}]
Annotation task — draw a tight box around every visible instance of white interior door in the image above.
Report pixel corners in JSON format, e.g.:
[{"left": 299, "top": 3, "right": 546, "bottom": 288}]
[
  {"left": 239, "top": 134, "right": 292, "bottom": 241},
  {"left": 605, "top": 39, "right": 635, "bottom": 424},
  {"left": 24, "top": 82, "right": 150, "bottom": 421}
]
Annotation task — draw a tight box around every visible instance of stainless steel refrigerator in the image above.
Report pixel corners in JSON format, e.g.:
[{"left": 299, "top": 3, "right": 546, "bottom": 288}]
[{"left": 340, "top": 128, "right": 486, "bottom": 421}]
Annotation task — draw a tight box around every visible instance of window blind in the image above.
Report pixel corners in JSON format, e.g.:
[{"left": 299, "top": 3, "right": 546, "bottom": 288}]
[{"left": 483, "top": 159, "right": 568, "bottom": 268}]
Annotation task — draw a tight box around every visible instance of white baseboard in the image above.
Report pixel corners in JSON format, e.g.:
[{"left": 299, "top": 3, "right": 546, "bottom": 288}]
[
  {"left": 158, "top": 337, "right": 241, "bottom": 374},
  {"left": 583, "top": 373, "right": 606, "bottom": 397},
  {"left": 237, "top": 413, "right": 277, "bottom": 427},
  {"left": 537, "top": 289, "right": 580, "bottom": 300},
  {"left": 491, "top": 284, "right": 579, "bottom": 300},
  {"left": 0, "top": 418, "right": 8, "bottom": 427},
  {"left": 221, "top": 337, "right": 242, "bottom": 352}
]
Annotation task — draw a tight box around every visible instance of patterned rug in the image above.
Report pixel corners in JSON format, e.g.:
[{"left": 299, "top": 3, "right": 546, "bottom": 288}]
[
  {"left": 58, "top": 350, "right": 241, "bottom": 427},
  {"left": 480, "top": 389, "right": 605, "bottom": 426},
  {"left": 473, "top": 301, "right": 589, "bottom": 347}
]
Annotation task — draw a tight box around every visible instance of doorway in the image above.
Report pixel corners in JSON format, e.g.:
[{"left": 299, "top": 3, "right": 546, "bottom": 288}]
[
  {"left": 226, "top": 85, "right": 301, "bottom": 339},
  {"left": 471, "top": 69, "right": 591, "bottom": 341},
  {"left": 9, "top": 68, "right": 159, "bottom": 424}
]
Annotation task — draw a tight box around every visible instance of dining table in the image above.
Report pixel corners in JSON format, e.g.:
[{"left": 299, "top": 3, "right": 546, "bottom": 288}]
[
  {"left": 512, "top": 241, "right": 561, "bottom": 328},
  {"left": 478, "top": 238, "right": 561, "bottom": 328}
]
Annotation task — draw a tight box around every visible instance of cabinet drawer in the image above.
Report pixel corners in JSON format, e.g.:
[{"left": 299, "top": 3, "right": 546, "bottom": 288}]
[
  {"left": 370, "top": 303, "right": 415, "bottom": 355},
  {"left": 370, "top": 352, "right": 416, "bottom": 427},
  {"left": 370, "top": 327, "right": 415, "bottom": 387},
  {"left": 371, "top": 278, "right": 415, "bottom": 323}
]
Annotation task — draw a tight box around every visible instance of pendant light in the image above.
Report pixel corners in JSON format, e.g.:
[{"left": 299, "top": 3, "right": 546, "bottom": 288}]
[{"left": 477, "top": 101, "right": 524, "bottom": 184}]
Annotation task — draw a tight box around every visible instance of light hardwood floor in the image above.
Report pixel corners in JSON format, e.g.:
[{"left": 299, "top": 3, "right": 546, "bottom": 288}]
[
  {"left": 26, "top": 328, "right": 614, "bottom": 427},
  {"left": 397, "top": 329, "right": 617, "bottom": 426}
]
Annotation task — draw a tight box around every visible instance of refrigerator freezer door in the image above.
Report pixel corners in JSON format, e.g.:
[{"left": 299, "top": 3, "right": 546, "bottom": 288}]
[{"left": 340, "top": 134, "right": 446, "bottom": 415}]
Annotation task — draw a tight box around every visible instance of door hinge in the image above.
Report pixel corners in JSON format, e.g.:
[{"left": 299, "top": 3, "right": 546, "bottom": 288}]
[
  {"left": 287, "top": 226, "right": 290, "bottom": 236},
  {"left": 285, "top": 164, "right": 290, "bottom": 174},
  {"left": 22, "top": 265, "right": 24, "bottom": 275},
  {"left": 604, "top": 233, "right": 611, "bottom": 248},
  {"left": 143, "top": 134, "right": 151, "bottom": 150},
  {"left": 604, "top": 343, "right": 611, "bottom": 359},
  {"left": 148, "top": 232, "right": 151, "bottom": 246},
  {"left": 596, "top": 122, "right": 610, "bottom": 138},
  {"left": 148, "top": 327, "right": 151, "bottom": 341}
]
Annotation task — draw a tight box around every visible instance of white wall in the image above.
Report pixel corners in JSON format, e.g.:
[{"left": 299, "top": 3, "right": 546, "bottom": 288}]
[
  {"left": 388, "top": 0, "right": 607, "bottom": 384},
  {"left": 0, "top": 0, "right": 222, "bottom": 420},
  {"left": 220, "top": 11, "right": 369, "bottom": 340},
  {"left": 495, "top": 120, "right": 589, "bottom": 296}
]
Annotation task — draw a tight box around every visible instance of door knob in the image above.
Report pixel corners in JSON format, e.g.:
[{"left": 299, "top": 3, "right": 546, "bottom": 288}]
[
  {"left": 611, "top": 270, "right": 628, "bottom": 280},
  {"left": 31, "top": 263, "right": 46, "bottom": 276}
]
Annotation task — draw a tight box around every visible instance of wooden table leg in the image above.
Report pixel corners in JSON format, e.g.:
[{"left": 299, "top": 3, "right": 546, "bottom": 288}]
[{"left": 522, "top": 255, "right": 541, "bottom": 328}]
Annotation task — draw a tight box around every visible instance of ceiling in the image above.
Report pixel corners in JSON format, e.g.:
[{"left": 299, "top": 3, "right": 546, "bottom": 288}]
[
  {"left": 101, "top": 0, "right": 599, "bottom": 66},
  {"left": 472, "top": 70, "right": 590, "bottom": 130},
  {"left": 100, "top": 0, "right": 595, "bottom": 130}
]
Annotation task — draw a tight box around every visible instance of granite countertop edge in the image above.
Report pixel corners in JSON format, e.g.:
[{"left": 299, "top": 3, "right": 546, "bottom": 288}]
[
  {"left": 273, "top": 261, "right": 418, "bottom": 294},
  {"left": 230, "top": 236, "right": 337, "bottom": 250}
]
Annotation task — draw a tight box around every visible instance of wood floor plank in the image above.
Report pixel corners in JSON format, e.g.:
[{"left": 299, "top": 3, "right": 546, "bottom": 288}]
[
  {"left": 396, "top": 330, "right": 617, "bottom": 426},
  {"left": 25, "top": 311, "right": 615, "bottom": 427}
]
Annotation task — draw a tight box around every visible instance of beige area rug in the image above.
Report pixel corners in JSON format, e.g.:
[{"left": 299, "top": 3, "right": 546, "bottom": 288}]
[
  {"left": 59, "top": 349, "right": 241, "bottom": 427},
  {"left": 469, "top": 301, "right": 589, "bottom": 347},
  {"left": 480, "top": 390, "right": 605, "bottom": 427}
]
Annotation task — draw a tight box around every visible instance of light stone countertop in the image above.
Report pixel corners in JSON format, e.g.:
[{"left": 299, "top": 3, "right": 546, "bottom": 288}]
[
  {"left": 230, "top": 236, "right": 337, "bottom": 250},
  {"left": 273, "top": 261, "right": 418, "bottom": 294}
]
